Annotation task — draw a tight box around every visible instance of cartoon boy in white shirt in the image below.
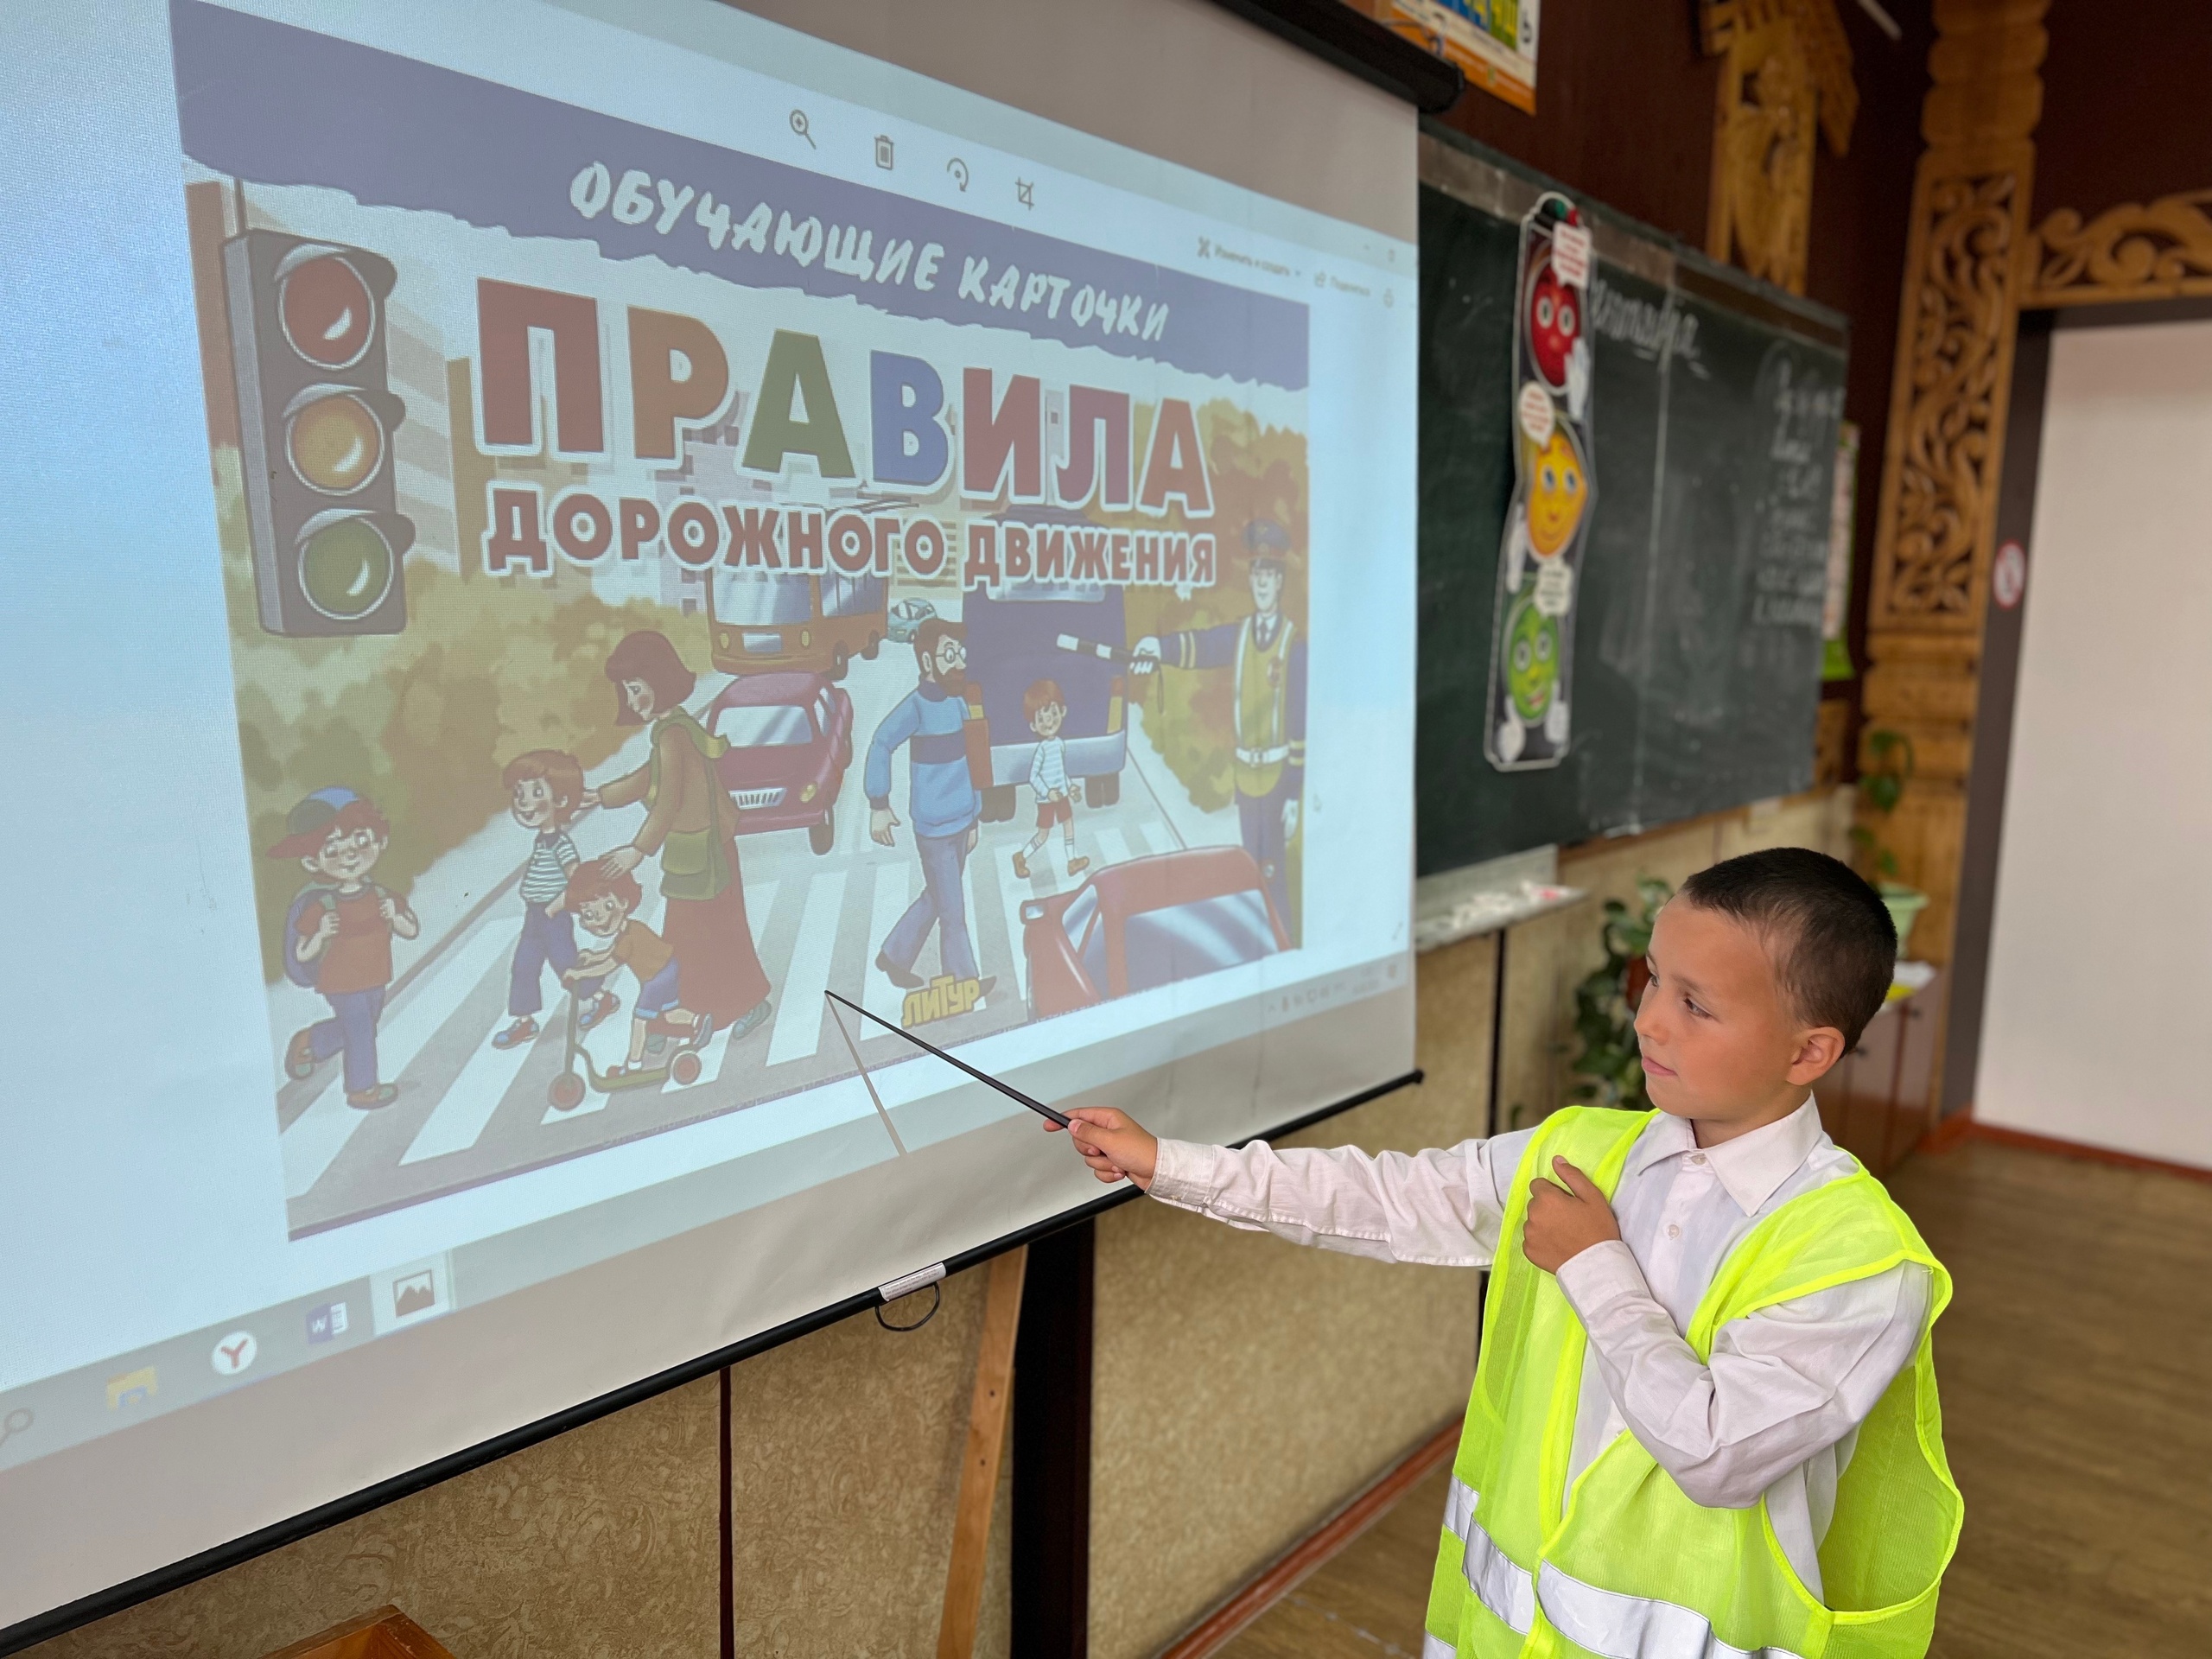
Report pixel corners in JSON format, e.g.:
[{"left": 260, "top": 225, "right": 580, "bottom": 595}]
[{"left": 1012, "top": 678, "right": 1089, "bottom": 881}]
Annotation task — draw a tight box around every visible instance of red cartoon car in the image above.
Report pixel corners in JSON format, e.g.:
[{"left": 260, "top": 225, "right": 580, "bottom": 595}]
[
  {"left": 1019, "top": 846, "right": 1288, "bottom": 1016},
  {"left": 703, "top": 671, "right": 854, "bottom": 855}
]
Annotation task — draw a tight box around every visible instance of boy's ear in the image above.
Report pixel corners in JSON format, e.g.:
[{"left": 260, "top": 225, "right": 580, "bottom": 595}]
[
  {"left": 299, "top": 856, "right": 319, "bottom": 875},
  {"left": 1785, "top": 1026, "right": 1849, "bottom": 1086}
]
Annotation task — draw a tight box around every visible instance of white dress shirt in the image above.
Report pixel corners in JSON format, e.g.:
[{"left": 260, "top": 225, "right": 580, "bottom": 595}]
[{"left": 1147, "top": 1099, "right": 1930, "bottom": 1597}]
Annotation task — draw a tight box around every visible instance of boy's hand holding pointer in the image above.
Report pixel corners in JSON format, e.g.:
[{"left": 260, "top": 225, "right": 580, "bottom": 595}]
[{"left": 1050, "top": 1108, "right": 1159, "bottom": 1190}]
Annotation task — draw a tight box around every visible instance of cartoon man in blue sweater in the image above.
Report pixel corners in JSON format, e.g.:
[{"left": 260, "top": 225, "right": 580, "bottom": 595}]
[{"left": 868, "top": 617, "right": 995, "bottom": 1002}]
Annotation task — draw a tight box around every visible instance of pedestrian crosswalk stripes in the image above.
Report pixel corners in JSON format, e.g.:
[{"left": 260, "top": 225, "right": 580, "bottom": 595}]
[
  {"left": 766, "top": 868, "right": 849, "bottom": 1067},
  {"left": 1093, "top": 826, "right": 1135, "bottom": 871},
  {"left": 282, "top": 912, "right": 518, "bottom": 1199},
  {"left": 280, "top": 783, "right": 1243, "bottom": 1233},
  {"left": 863, "top": 861, "right": 915, "bottom": 1027},
  {"left": 994, "top": 843, "right": 1039, "bottom": 1006}
]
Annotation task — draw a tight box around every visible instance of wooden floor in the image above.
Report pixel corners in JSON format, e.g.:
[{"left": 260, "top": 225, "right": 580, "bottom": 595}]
[
  {"left": 1217, "top": 1138, "right": 2212, "bottom": 1659},
  {"left": 1216, "top": 1460, "right": 1452, "bottom": 1659}
]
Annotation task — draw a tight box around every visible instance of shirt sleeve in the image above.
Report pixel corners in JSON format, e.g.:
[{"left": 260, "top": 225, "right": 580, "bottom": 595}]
[
  {"left": 864, "top": 693, "right": 921, "bottom": 809},
  {"left": 1165, "top": 620, "right": 1243, "bottom": 671},
  {"left": 555, "top": 833, "right": 579, "bottom": 872},
  {"left": 630, "top": 728, "right": 691, "bottom": 856},
  {"left": 1554, "top": 1245, "right": 1932, "bottom": 1509},
  {"left": 1148, "top": 1128, "right": 1538, "bottom": 1268},
  {"left": 595, "top": 761, "right": 652, "bottom": 810}
]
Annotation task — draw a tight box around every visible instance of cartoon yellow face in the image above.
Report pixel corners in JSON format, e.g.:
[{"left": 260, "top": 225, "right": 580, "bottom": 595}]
[{"left": 1526, "top": 428, "right": 1588, "bottom": 557}]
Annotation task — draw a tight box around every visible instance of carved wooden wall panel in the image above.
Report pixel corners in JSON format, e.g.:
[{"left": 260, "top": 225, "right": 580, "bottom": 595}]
[
  {"left": 1860, "top": 0, "right": 2046, "bottom": 988},
  {"left": 2024, "top": 191, "right": 2212, "bottom": 308},
  {"left": 1701, "top": 0, "right": 1855, "bottom": 296}
]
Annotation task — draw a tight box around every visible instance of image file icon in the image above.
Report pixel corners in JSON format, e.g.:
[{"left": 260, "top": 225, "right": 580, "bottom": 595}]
[{"left": 392, "top": 1271, "right": 437, "bottom": 1319}]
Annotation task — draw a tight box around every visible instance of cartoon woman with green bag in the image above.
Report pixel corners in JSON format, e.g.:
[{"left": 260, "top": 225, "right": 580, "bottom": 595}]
[{"left": 588, "top": 631, "right": 772, "bottom": 1045}]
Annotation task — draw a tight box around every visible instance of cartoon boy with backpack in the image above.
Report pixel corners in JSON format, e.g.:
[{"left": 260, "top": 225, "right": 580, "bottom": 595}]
[{"left": 271, "top": 787, "right": 418, "bottom": 1109}]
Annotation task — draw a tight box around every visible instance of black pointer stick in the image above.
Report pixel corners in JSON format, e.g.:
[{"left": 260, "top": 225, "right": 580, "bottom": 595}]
[
  {"left": 823, "top": 989, "right": 1071, "bottom": 1128},
  {"left": 823, "top": 995, "right": 908, "bottom": 1156}
]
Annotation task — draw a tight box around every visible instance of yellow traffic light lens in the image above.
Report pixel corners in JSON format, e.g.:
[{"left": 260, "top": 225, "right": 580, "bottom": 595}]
[
  {"left": 298, "top": 518, "right": 395, "bottom": 620},
  {"left": 288, "top": 393, "right": 383, "bottom": 494},
  {"left": 281, "top": 256, "right": 374, "bottom": 368}
]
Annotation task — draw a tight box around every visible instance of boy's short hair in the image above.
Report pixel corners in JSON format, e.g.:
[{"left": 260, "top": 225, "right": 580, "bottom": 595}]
[
  {"left": 914, "top": 616, "right": 963, "bottom": 671},
  {"left": 1023, "top": 678, "right": 1066, "bottom": 721},
  {"left": 266, "top": 787, "right": 390, "bottom": 859},
  {"left": 502, "top": 750, "right": 585, "bottom": 826},
  {"left": 565, "top": 863, "right": 642, "bottom": 913},
  {"left": 1676, "top": 849, "right": 1897, "bottom": 1048}
]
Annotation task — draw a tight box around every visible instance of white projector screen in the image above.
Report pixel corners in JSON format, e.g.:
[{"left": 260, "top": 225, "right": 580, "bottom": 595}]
[{"left": 0, "top": 0, "right": 1417, "bottom": 1638}]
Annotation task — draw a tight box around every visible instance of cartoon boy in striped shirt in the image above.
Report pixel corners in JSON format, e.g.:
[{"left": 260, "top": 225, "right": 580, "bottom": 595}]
[
  {"left": 492, "top": 750, "right": 613, "bottom": 1050},
  {"left": 1013, "top": 678, "right": 1090, "bottom": 881}
]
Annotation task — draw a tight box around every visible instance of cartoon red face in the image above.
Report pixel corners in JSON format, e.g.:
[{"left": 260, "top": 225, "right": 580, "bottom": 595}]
[{"left": 1527, "top": 251, "right": 1580, "bottom": 391}]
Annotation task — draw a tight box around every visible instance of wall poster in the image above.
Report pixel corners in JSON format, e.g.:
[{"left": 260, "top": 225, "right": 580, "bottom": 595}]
[
  {"left": 1484, "top": 190, "right": 1592, "bottom": 772},
  {"left": 1357, "top": 0, "right": 1541, "bottom": 114}
]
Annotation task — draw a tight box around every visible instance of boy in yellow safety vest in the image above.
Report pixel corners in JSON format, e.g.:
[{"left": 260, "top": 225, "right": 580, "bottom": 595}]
[{"left": 1053, "top": 848, "right": 1961, "bottom": 1659}]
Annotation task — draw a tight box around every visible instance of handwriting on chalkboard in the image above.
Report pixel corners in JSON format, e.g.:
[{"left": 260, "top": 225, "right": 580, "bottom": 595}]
[
  {"left": 1751, "top": 359, "right": 1846, "bottom": 632},
  {"left": 1589, "top": 276, "right": 1700, "bottom": 365}
]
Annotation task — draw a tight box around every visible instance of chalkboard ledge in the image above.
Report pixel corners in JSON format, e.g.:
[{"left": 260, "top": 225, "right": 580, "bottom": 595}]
[{"left": 1414, "top": 847, "right": 1588, "bottom": 952}]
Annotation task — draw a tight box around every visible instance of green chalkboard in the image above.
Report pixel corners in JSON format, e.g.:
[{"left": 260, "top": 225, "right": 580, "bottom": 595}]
[{"left": 1415, "top": 135, "right": 1847, "bottom": 877}]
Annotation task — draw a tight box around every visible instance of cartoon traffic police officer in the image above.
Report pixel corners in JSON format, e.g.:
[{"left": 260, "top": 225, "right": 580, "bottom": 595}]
[{"left": 1132, "top": 520, "right": 1306, "bottom": 936}]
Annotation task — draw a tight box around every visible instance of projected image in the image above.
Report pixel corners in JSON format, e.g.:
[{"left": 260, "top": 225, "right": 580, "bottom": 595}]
[{"left": 168, "top": 2, "right": 1312, "bottom": 1235}]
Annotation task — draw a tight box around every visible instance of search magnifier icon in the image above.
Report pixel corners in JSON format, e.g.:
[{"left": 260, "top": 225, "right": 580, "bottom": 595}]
[
  {"left": 790, "top": 109, "right": 815, "bottom": 149},
  {"left": 0, "top": 1408, "right": 32, "bottom": 1448}
]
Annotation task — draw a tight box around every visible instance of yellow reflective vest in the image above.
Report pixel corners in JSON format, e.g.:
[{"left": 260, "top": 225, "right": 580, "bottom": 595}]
[
  {"left": 1426, "top": 1107, "right": 1962, "bottom": 1659},
  {"left": 1232, "top": 615, "right": 1294, "bottom": 800}
]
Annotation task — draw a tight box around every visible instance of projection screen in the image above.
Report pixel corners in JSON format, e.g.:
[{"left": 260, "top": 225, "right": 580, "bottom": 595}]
[{"left": 0, "top": 0, "right": 1418, "bottom": 1638}]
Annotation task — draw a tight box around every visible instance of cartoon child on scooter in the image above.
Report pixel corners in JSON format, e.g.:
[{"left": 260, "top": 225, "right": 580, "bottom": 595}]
[{"left": 560, "top": 864, "right": 709, "bottom": 1079}]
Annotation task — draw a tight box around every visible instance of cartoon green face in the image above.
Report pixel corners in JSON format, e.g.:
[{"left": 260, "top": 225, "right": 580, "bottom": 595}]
[{"left": 1505, "top": 596, "right": 1559, "bottom": 724}]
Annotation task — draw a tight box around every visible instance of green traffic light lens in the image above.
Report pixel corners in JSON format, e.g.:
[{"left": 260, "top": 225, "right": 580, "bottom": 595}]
[
  {"left": 280, "top": 255, "right": 374, "bottom": 369},
  {"left": 297, "top": 517, "right": 395, "bottom": 620},
  {"left": 288, "top": 392, "right": 384, "bottom": 494}
]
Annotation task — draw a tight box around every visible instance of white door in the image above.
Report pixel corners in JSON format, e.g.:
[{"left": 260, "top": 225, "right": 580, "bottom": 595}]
[{"left": 1978, "top": 318, "right": 2212, "bottom": 1168}]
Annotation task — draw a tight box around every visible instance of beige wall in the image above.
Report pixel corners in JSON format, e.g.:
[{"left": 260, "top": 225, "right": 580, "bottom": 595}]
[
  {"left": 32, "top": 1376, "right": 721, "bottom": 1659},
  {"left": 725, "top": 1268, "right": 1014, "bottom": 1659},
  {"left": 1090, "top": 937, "right": 1497, "bottom": 1659},
  {"left": 33, "top": 796, "right": 1844, "bottom": 1659}
]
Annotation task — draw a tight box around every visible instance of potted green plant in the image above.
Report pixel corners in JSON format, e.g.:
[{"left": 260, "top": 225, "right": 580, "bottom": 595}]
[
  {"left": 1850, "top": 726, "right": 1929, "bottom": 957},
  {"left": 1569, "top": 875, "right": 1673, "bottom": 1112}
]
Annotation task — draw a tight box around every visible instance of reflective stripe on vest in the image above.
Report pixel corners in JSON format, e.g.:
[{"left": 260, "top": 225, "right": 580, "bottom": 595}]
[
  {"left": 1535, "top": 1562, "right": 1808, "bottom": 1659},
  {"left": 1231, "top": 615, "right": 1292, "bottom": 749},
  {"left": 1440, "top": 1474, "right": 1811, "bottom": 1658},
  {"left": 1441, "top": 1477, "right": 1536, "bottom": 1635}
]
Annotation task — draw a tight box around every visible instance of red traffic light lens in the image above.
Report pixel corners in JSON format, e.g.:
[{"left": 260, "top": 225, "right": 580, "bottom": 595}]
[
  {"left": 280, "top": 255, "right": 374, "bottom": 368},
  {"left": 297, "top": 517, "right": 396, "bottom": 620},
  {"left": 288, "top": 392, "right": 385, "bottom": 494}
]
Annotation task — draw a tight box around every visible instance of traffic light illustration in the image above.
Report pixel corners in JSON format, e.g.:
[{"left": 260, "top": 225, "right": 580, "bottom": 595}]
[{"left": 223, "top": 231, "right": 413, "bottom": 636}]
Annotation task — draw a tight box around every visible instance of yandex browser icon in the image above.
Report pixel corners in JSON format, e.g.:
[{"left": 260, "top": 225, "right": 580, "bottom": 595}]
[{"left": 223, "top": 231, "right": 414, "bottom": 637}]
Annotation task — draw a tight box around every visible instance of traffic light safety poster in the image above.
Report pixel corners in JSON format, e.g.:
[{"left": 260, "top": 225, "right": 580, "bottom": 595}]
[
  {"left": 1483, "top": 190, "right": 1592, "bottom": 772},
  {"left": 168, "top": 0, "right": 1316, "bottom": 1236}
]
